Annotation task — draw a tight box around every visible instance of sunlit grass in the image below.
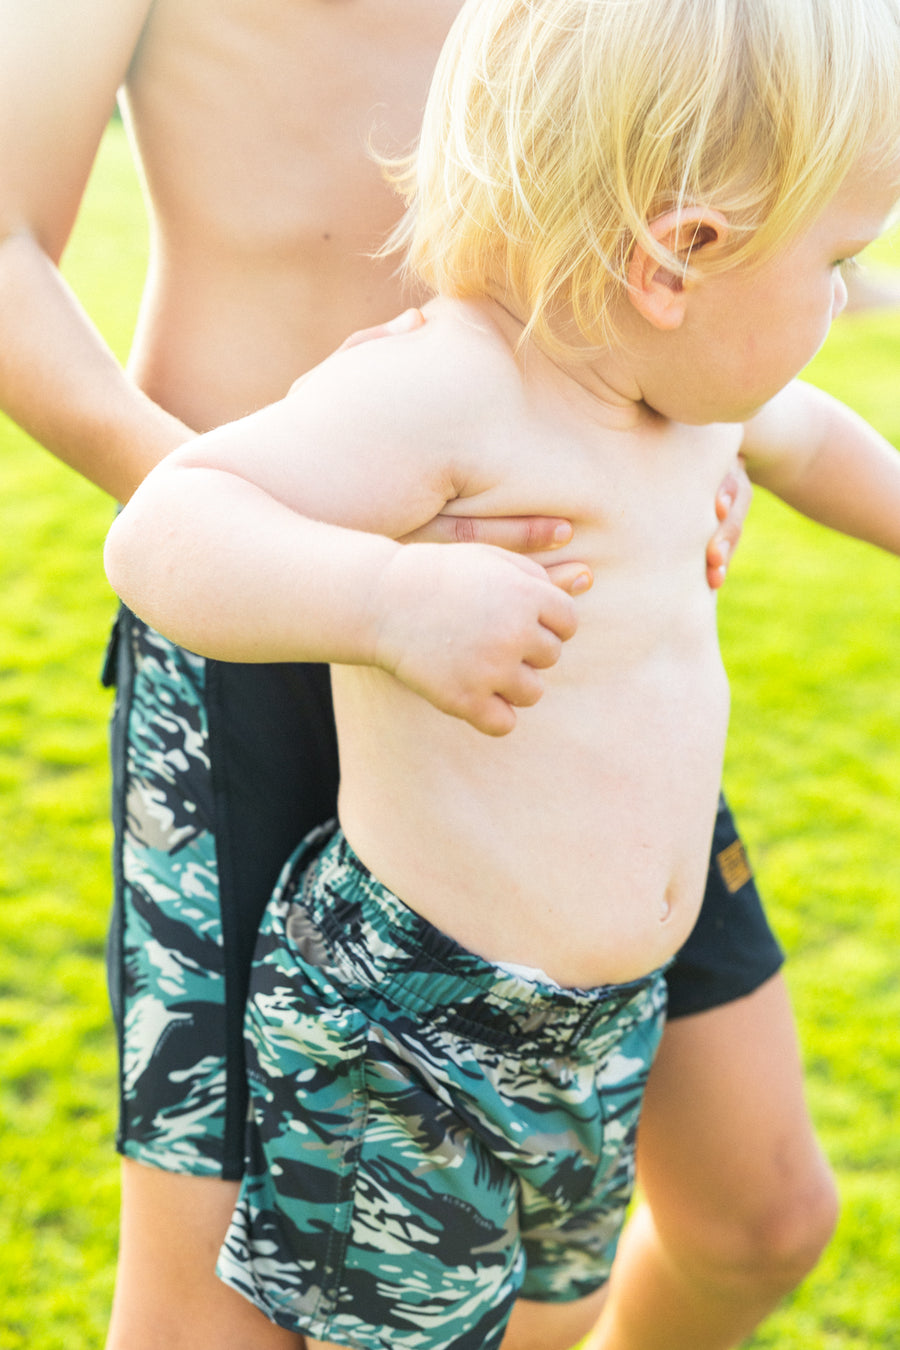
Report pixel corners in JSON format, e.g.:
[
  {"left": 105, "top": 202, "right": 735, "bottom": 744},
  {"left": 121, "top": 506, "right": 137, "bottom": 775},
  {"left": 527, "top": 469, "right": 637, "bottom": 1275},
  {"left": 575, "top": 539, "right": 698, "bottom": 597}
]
[{"left": 0, "top": 120, "right": 141, "bottom": 1347}]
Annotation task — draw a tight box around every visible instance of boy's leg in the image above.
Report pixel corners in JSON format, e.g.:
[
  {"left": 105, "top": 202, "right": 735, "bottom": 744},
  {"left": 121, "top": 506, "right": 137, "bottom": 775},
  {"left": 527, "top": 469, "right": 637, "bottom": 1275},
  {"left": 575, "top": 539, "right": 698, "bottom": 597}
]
[
  {"left": 500, "top": 1287, "right": 610, "bottom": 1350},
  {"left": 580, "top": 797, "right": 837, "bottom": 1350},
  {"left": 305, "top": 1286, "right": 609, "bottom": 1350},
  {"left": 104, "top": 612, "right": 339, "bottom": 1350},
  {"left": 107, "top": 1164, "right": 305, "bottom": 1350},
  {"left": 585, "top": 973, "right": 837, "bottom": 1350}
]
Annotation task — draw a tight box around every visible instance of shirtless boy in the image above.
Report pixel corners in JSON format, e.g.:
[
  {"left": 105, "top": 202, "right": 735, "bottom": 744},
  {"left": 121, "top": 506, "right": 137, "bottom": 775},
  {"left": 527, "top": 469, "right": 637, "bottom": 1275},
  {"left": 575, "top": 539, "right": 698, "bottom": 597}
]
[
  {"left": 104, "top": 1, "right": 900, "bottom": 1346},
  {"left": 3, "top": 2, "right": 839, "bottom": 1348}
]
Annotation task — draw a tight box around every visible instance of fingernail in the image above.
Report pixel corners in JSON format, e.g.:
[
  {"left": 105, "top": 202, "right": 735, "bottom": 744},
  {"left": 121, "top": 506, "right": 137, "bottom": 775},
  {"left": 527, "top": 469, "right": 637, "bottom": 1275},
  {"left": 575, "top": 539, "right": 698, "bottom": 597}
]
[
  {"left": 553, "top": 523, "right": 573, "bottom": 545},
  {"left": 571, "top": 572, "right": 591, "bottom": 594},
  {"left": 386, "top": 308, "right": 422, "bottom": 333}
]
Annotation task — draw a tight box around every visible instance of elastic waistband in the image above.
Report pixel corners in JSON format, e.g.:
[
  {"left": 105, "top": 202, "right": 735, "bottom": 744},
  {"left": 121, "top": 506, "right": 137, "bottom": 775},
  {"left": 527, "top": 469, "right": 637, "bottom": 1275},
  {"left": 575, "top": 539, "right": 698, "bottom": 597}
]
[{"left": 272, "top": 822, "right": 668, "bottom": 1063}]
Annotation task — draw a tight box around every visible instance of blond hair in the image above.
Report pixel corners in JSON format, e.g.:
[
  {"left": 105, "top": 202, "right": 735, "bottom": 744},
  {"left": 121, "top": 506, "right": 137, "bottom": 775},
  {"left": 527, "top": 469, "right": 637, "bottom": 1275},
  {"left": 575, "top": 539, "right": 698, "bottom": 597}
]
[{"left": 384, "top": 0, "right": 900, "bottom": 358}]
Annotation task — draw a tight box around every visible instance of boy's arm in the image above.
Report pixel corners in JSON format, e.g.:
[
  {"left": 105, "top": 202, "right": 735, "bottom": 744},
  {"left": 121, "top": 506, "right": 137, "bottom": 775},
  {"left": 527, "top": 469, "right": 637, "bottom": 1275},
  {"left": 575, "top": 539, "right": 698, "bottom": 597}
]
[
  {"left": 0, "top": 0, "right": 195, "bottom": 501},
  {"left": 0, "top": 6, "right": 572, "bottom": 556},
  {"left": 740, "top": 379, "right": 900, "bottom": 554},
  {"left": 332, "top": 312, "right": 753, "bottom": 579},
  {"left": 105, "top": 344, "right": 580, "bottom": 736}
]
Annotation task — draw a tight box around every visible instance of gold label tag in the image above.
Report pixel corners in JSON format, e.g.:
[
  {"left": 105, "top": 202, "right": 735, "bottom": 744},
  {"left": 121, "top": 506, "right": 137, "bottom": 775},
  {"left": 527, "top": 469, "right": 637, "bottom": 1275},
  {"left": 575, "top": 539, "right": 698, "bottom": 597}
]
[{"left": 717, "top": 838, "right": 752, "bottom": 893}]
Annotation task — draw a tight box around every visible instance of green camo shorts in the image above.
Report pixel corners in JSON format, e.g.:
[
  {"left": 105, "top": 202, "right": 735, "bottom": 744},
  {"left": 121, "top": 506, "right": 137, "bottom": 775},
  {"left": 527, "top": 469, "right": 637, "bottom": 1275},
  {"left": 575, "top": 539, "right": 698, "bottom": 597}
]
[{"left": 217, "top": 823, "right": 668, "bottom": 1350}]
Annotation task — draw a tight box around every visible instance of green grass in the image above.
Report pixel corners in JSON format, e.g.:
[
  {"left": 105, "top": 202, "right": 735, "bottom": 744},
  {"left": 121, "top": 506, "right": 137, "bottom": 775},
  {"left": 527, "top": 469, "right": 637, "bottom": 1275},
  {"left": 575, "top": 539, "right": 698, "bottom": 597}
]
[
  {"left": 716, "top": 301, "right": 900, "bottom": 1347},
  {"left": 2, "top": 121, "right": 900, "bottom": 1347},
  {"left": 0, "top": 121, "right": 142, "bottom": 1348}
]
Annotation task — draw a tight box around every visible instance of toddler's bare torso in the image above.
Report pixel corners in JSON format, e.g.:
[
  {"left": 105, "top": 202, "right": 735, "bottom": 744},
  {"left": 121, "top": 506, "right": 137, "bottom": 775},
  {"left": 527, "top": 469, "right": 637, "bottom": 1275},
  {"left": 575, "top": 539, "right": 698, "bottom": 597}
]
[
  {"left": 126, "top": 3, "right": 739, "bottom": 987},
  {"left": 334, "top": 300, "right": 741, "bottom": 988}
]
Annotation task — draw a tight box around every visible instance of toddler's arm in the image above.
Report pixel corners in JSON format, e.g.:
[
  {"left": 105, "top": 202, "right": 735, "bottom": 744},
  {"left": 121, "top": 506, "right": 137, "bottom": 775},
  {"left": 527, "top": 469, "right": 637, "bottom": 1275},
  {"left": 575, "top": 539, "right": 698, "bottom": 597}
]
[
  {"left": 105, "top": 341, "right": 579, "bottom": 737},
  {"left": 741, "top": 379, "right": 900, "bottom": 555}
]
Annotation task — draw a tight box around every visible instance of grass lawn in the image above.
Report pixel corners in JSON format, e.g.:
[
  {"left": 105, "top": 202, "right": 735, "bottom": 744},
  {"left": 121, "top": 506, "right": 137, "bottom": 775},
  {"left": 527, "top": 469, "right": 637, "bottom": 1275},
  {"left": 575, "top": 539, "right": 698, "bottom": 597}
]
[{"left": 1, "top": 120, "right": 899, "bottom": 1348}]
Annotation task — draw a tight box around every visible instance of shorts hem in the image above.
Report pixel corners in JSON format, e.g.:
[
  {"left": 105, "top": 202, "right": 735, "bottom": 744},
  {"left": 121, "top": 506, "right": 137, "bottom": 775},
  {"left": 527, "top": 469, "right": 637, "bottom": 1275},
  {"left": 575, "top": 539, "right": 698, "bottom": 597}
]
[
  {"left": 215, "top": 1270, "right": 420, "bottom": 1350},
  {"left": 665, "top": 952, "right": 785, "bottom": 1020},
  {"left": 118, "top": 1138, "right": 229, "bottom": 1180},
  {"left": 518, "top": 1275, "right": 610, "bottom": 1304}
]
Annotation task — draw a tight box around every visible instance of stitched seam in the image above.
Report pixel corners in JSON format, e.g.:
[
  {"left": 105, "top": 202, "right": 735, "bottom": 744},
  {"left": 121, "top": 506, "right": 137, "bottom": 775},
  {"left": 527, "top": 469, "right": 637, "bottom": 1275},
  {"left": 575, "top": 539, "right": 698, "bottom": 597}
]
[{"left": 313, "top": 1014, "right": 370, "bottom": 1328}]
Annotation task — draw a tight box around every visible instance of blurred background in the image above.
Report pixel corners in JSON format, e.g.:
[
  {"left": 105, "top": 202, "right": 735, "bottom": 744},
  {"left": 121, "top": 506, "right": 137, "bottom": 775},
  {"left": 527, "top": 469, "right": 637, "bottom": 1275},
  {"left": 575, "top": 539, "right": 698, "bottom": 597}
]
[{"left": 0, "top": 119, "right": 898, "bottom": 1349}]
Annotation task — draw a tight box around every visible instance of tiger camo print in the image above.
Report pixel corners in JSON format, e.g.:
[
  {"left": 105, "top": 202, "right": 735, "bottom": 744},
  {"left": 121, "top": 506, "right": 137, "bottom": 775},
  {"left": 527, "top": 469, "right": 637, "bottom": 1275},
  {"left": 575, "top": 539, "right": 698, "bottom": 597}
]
[{"left": 218, "top": 823, "right": 668, "bottom": 1349}]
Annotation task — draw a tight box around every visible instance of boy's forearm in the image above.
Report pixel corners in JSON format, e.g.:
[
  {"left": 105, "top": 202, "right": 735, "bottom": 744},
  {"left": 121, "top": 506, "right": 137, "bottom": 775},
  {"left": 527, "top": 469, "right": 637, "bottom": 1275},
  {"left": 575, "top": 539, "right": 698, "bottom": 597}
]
[
  {"left": 104, "top": 462, "right": 400, "bottom": 665},
  {"left": 0, "top": 234, "right": 193, "bottom": 501}
]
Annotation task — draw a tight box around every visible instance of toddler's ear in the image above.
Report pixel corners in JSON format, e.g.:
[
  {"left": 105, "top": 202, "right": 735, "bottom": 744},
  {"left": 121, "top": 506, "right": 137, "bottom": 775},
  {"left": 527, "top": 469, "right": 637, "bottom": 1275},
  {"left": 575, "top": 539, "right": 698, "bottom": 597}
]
[{"left": 627, "top": 207, "right": 729, "bottom": 330}]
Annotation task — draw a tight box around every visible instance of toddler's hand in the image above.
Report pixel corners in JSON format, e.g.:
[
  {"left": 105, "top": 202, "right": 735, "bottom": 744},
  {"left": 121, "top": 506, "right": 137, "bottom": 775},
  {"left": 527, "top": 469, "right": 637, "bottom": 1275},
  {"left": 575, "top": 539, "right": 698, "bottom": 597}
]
[{"left": 371, "top": 543, "right": 581, "bottom": 736}]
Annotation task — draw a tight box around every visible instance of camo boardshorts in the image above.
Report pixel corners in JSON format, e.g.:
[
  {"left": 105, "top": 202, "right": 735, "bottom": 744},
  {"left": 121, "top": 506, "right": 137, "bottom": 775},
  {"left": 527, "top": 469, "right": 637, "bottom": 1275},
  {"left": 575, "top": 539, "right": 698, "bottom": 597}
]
[
  {"left": 103, "top": 608, "right": 778, "bottom": 1185},
  {"left": 216, "top": 823, "right": 669, "bottom": 1350},
  {"left": 105, "top": 608, "right": 338, "bottom": 1178}
]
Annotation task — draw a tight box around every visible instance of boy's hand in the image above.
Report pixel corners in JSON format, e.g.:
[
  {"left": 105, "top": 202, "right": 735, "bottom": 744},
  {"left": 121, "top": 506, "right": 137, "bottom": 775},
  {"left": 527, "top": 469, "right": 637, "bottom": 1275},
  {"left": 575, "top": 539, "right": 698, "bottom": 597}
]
[
  {"left": 707, "top": 457, "right": 752, "bottom": 589},
  {"left": 401, "top": 513, "right": 590, "bottom": 595},
  {"left": 371, "top": 543, "right": 582, "bottom": 737},
  {"left": 336, "top": 308, "right": 427, "bottom": 350},
  {"left": 339, "top": 308, "right": 584, "bottom": 582},
  {"left": 340, "top": 311, "right": 749, "bottom": 593}
]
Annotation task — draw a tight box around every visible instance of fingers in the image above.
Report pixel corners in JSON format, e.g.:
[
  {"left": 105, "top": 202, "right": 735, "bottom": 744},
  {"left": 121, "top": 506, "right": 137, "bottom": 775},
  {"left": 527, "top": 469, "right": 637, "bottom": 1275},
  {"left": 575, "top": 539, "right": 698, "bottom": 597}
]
[
  {"left": 473, "top": 695, "right": 518, "bottom": 737},
  {"left": 521, "top": 626, "right": 563, "bottom": 673},
  {"left": 505, "top": 663, "right": 548, "bottom": 704},
  {"left": 539, "top": 586, "right": 579, "bottom": 645},
  {"left": 470, "top": 671, "right": 542, "bottom": 736},
  {"left": 336, "top": 308, "right": 425, "bottom": 352},
  {"left": 384, "top": 542, "right": 584, "bottom": 736},
  {"left": 402, "top": 513, "right": 573, "bottom": 551},
  {"left": 708, "top": 456, "right": 752, "bottom": 589},
  {"left": 706, "top": 540, "right": 729, "bottom": 590},
  {"left": 475, "top": 585, "right": 576, "bottom": 733},
  {"left": 499, "top": 554, "right": 580, "bottom": 644},
  {"left": 542, "top": 559, "right": 593, "bottom": 597},
  {"left": 493, "top": 553, "right": 581, "bottom": 653},
  {"left": 461, "top": 630, "right": 566, "bottom": 735},
  {"left": 289, "top": 310, "right": 426, "bottom": 395}
]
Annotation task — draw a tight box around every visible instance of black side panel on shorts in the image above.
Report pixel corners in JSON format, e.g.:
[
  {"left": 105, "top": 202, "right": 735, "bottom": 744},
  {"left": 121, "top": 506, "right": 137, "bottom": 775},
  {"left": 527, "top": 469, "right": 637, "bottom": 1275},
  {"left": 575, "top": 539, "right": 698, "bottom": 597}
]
[
  {"left": 665, "top": 794, "right": 784, "bottom": 1020},
  {"left": 207, "top": 658, "right": 339, "bottom": 1176}
]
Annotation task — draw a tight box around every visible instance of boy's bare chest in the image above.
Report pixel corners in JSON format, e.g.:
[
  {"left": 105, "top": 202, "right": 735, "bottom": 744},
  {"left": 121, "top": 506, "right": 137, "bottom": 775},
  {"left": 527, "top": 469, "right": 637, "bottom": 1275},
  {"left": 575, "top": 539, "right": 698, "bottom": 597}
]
[{"left": 129, "top": 0, "right": 462, "bottom": 203}]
